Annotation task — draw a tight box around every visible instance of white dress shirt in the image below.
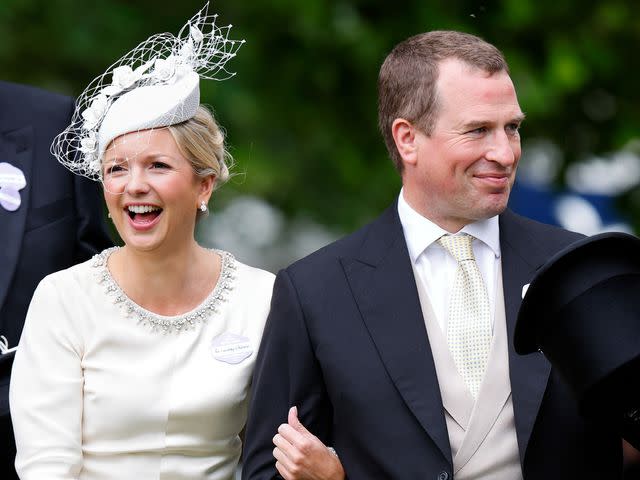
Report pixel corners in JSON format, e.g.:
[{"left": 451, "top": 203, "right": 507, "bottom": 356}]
[{"left": 397, "top": 190, "right": 501, "bottom": 333}]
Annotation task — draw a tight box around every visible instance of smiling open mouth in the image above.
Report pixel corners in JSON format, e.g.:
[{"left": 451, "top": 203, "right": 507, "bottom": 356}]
[{"left": 127, "top": 205, "right": 163, "bottom": 223}]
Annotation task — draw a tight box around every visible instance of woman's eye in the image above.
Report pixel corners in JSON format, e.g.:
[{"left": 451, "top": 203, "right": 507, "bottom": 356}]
[
  {"left": 151, "top": 162, "right": 170, "bottom": 169},
  {"left": 105, "top": 164, "right": 125, "bottom": 175}
]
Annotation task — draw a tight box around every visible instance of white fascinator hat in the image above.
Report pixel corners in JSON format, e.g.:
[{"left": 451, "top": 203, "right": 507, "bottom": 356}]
[{"left": 51, "top": 3, "right": 244, "bottom": 181}]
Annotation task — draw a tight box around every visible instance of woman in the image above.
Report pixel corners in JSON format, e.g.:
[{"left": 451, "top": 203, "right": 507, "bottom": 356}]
[{"left": 9, "top": 6, "right": 344, "bottom": 480}]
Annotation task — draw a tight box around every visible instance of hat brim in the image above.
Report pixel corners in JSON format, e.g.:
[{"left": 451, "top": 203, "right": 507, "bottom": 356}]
[{"left": 514, "top": 232, "right": 640, "bottom": 356}]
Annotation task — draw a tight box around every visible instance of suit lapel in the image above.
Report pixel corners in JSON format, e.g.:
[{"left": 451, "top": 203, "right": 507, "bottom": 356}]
[
  {"left": 413, "top": 268, "right": 474, "bottom": 429},
  {"left": 500, "top": 210, "right": 552, "bottom": 464},
  {"left": 0, "top": 125, "right": 34, "bottom": 310},
  {"left": 341, "top": 204, "right": 452, "bottom": 464}
]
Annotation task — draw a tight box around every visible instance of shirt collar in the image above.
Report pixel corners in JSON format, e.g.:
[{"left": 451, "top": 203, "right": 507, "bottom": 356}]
[{"left": 397, "top": 189, "right": 501, "bottom": 263}]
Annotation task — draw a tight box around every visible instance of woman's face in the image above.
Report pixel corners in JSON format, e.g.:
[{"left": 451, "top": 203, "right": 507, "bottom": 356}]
[{"left": 102, "top": 128, "right": 213, "bottom": 253}]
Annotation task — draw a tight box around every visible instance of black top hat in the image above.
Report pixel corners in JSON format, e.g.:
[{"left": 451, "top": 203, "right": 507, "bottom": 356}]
[{"left": 514, "top": 232, "right": 640, "bottom": 446}]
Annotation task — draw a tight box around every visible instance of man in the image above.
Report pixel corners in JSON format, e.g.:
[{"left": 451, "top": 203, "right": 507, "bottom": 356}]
[
  {"left": 0, "top": 80, "right": 112, "bottom": 478},
  {"left": 242, "top": 31, "right": 622, "bottom": 479}
]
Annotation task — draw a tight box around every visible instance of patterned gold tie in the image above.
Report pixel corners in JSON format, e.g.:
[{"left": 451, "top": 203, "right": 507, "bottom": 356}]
[{"left": 437, "top": 233, "right": 492, "bottom": 399}]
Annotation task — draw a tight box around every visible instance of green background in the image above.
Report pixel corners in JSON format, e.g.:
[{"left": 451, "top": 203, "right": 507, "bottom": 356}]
[{"left": 2, "top": 0, "right": 639, "bottom": 266}]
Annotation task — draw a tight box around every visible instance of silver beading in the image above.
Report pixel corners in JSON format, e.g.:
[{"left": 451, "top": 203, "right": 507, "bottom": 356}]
[{"left": 92, "top": 247, "right": 237, "bottom": 334}]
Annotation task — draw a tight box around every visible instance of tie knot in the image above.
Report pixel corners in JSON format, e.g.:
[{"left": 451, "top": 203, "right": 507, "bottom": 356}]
[{"left": 437, "top": 233, "right": 475, "bottom": 262}]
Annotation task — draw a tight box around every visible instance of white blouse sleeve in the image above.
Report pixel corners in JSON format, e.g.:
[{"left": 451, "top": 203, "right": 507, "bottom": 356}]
[{"left": 10, "top": 275, "right": 84, "bottom": 479}]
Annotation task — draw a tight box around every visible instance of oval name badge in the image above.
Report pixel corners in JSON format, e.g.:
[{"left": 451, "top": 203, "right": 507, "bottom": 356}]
[{"left": 211, "top": 332, "right": 252, "bottom": 364}]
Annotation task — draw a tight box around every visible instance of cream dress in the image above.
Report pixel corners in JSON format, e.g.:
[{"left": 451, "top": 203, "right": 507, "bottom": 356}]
[{"left": 9, "top": 248, "right": 275, "bottom": 480}]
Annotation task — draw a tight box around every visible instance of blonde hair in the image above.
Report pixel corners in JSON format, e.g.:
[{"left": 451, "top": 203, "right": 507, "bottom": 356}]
[{"left": 168, "top": 105, "right": 232, "bottom": 189}]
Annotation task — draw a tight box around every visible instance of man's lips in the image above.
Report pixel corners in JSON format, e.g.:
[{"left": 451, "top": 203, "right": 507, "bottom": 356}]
[
  {"left": 473, "top": 173, "right": 511, "bottom": 188},
  {"left": 475, "top": 171, "right": 511, "bottom": 179}
]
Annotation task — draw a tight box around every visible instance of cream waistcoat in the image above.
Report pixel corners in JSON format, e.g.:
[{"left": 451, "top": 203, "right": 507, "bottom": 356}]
[{"left": 413, "top": 264, "right": 523, "bottom": 480}]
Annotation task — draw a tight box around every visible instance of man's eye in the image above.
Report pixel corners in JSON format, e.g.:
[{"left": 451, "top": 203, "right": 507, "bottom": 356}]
[
  {"left": 506, "top": 123, "right": 521, "bottom": 134},
  {"left": 468, "top": 127, "right": 487, "bottom": 134}
]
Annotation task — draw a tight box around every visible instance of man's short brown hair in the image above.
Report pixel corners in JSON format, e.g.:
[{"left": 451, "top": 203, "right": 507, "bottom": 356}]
[{"left": 377, "top": 31, "right": 509, "bottom": 172}]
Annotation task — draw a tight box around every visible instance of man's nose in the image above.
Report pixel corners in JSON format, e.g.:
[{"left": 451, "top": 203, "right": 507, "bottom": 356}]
[{"left": 485, "top": 131, "right": 518, "bottom": 167}]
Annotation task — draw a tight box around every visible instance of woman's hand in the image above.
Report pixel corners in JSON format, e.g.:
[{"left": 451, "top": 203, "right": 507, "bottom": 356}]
[{"left": 272, "top": 406, "right": 345, "bottom": 480}]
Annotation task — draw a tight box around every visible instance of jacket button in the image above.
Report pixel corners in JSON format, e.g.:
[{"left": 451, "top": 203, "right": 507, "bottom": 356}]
[{"left": 437, "top": 472, "right": 449, "bottom": 480}]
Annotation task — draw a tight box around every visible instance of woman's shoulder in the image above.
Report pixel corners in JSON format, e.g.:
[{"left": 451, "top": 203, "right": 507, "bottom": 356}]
[
  {"left": 22, "top": 249, "right": 115, "bottom": 342},
  {"left": 219, "top": 251, "right": 275, "bottom": 288},
  {"left": 41, "top": 247, "right": 115, "bottom": 287},
  {"left": 214, "top": 252, "right": 274, "bottom": 337}
]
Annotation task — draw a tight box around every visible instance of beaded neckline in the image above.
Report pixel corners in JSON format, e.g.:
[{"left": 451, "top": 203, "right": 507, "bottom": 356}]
[{"left": 91, "top": 247, "right": 237, "bottom": 334}]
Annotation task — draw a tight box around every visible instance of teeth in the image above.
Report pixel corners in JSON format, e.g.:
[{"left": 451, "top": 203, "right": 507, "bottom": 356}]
[{"left": 127, "top": 205, "right": 160, "bottom": 214}]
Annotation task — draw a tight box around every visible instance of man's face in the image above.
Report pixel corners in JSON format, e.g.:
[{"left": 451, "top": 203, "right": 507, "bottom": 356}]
[{"left": 403, "top": 58, "right": 524, "bottom": 232}]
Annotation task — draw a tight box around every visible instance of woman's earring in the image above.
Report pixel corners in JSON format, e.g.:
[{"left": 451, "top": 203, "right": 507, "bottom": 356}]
[{"left": 199, "top": 201, "right": 207, "bottom": 212}]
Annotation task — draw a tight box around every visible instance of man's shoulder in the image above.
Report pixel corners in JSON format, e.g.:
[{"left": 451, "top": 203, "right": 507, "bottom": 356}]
[
  {"left": 0, "top": 80, "right": 73, "bottom": 125},
  {"left": 285, "top": 204, "right": 398, "bottom": 274},
  {"left": 500, "top": 209, "right": 585, "bottom": 255},
  {"left": 0, "top": 80, "right": 71, "bottom": 104},
  {"left": 288, "top": 222, "right": 373, "bottom": 269}
]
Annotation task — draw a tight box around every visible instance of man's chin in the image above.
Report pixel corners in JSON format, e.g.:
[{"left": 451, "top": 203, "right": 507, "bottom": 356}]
[{"left": 475, "top": 197, "right": 510, "bottom": 219}]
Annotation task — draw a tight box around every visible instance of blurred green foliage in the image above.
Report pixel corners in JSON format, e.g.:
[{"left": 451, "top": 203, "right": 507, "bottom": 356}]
[{"left": 2, "top": 0, "right": 639, "bottom": 231}]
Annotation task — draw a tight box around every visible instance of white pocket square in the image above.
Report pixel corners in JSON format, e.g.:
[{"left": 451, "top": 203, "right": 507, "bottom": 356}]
[{"left": 521, "top": 283, "right": 530, "bottom": 299}]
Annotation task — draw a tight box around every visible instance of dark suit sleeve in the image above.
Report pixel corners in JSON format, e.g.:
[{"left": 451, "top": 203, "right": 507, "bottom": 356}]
[
  {"left": 242, "top": 269, "right": 334, "bottom": 480},
  {"left": 72, "top": 173, "right": 112, "bottom": 260}
]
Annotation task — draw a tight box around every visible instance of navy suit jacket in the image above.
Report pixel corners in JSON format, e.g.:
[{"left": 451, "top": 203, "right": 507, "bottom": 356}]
[
  {"left": 0, "top": 81, "right": 112, "bottom": 344},
  {"left": 0, "top": 81, "right": 112, "bottom": 478},
  {"left": 243, "top": 203, "right": 622, "bottom": 479}
]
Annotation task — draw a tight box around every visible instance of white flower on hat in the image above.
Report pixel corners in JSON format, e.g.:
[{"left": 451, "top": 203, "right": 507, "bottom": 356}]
[
  {"left": 102, "top": 61, "right": 155, "bottom": 97},
  {"left": 153, "top": 55, "right": 178, "bottom": 82},
  {"left": 112, "top": 65, "right": 140, "bottom": 89},
  {"left": 79, "top": 132, "right": 97, "bottom": 154},
  {"left": 81, "top": 94, "right": 109, "bottom": 130},
  {"left": 87, "top": 157, "right": 102, "bottom": 175}
]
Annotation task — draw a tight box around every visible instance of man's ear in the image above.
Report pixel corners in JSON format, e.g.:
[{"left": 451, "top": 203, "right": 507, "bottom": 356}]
[{"left": 392, "top": 118, "right": 420, "bottom": 168}]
